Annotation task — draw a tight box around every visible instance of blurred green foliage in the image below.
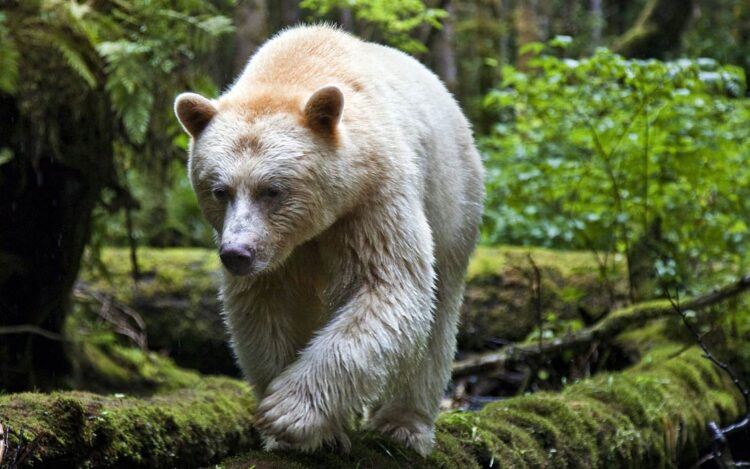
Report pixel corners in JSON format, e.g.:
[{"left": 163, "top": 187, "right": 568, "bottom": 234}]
[
  {"left": 0, "top": 0, "right": 232, "bottom": 144},
  {"left": 481, "top": 42, "right": 750, "bottom": 288},
  {"left": 300, "top": 0, "right": 445, "bottom": 53},
  {"left": 1, "top": 0, "right": 234, "bottom": 248}
]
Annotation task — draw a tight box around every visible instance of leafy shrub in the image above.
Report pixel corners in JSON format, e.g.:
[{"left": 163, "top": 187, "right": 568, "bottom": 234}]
[{"left": 481, "top": 43, "right": 750, "bottom": 288}]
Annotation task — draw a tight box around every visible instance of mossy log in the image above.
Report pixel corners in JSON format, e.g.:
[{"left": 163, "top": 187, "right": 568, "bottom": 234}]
[
  {"left": 453, "top": 273, "right": 750, "bottom": 377},
  {"left": 2, "top": 341, "right": 742, "bottom": 468},
  {"left": 221, "top": 344, "right": 743, "bottom": 468},
  {"left": 0, "top": 377, "right": 257, "bottom": 468}
]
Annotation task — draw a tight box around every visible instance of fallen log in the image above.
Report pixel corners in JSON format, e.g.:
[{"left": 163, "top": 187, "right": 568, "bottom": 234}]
[
  {"left": 0, "top": 377, "right": 257, "bottom": 468},
  {"left": 1, "top": 334, "right": 745, "bottom": 467},
  {"left": 221, "top": 343, "right": 744, "bottom": 468},
  {"left": 453, "top": 274, "right": 750, "bottom": 377}
]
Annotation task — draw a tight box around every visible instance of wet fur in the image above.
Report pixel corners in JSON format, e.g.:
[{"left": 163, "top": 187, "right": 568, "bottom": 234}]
[{"left": 174, "top": 25, "right": 484, "bottom": 456}]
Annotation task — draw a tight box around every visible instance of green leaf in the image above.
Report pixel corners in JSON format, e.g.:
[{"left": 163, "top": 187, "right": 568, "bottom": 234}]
[
  {"left": 121, "top": 91, "right": 153, "bottom": 144},
  {"left": 57, "top": 40, "right": 97, "bottom": 88}
]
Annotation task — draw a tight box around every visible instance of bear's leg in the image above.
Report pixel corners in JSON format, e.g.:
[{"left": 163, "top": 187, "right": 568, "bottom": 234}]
[
  {"left": 369, "top": 273, "right": 465, "bottom": 456},
  {"left": 224, "top": 277, "right": 323, "bottom": 398},
  {"left": 254, "top": 207, "right": 437, "bottom": 453}
]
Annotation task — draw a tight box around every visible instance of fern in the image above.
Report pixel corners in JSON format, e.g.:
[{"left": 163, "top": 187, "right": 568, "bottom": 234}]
[
  {"left": 56, "top": 38, "right": 97, "bottom": 88},
  {"left": 121, "top": 89, "right": 153, "bottom": 144},
  {"left": 5, "top": 0, "right": 232, "bottom": 155}
]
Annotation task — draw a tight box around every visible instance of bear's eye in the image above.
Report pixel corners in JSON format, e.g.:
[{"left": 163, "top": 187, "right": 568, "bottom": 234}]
[
  {"left": 212, "top": 187, "right": 230, "bottom": 202},
  {"left": 260, "top": 186, "right": 282, "bottom": 199}
]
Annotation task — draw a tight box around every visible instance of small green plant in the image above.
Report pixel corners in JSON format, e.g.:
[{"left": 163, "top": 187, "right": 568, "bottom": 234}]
[{"left": 481, "top": 41, "right": 750, "bottom": 294}]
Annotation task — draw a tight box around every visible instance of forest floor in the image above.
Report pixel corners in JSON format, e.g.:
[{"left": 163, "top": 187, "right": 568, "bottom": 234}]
[{"left": 1, "top": 246, "right": 748, "bottom": 468}]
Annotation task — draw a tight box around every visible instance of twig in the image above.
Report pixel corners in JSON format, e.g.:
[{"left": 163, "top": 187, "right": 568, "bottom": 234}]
[
  {"left": 0, "top": 325, "right": 66, "bottom": 342},
  {"left": 666, "top": 288, "right": 750, "bottom": 467},
  {"left": 453, "top": 274, "right": 750, "bottom": 377},
  {"left": 666, "top": 289, "right": 750, "bottom": 416},
  {"left": 73, "top": 283, "right": 148, "bottom": 350}
]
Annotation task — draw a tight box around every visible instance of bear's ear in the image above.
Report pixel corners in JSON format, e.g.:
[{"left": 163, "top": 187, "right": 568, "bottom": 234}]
[
  {"left": 174, "top": 92, "right": 217, "bottom": 138},
  {"left": 303, "top": 86, "right": 344, "bottom": 136}
]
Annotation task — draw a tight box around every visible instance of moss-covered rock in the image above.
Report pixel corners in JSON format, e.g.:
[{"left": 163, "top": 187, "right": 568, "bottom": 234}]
[
  {"left": 0, "top": 377, "right": 258, "bottom": 468},
  {"left": 77, "top": 248, "right": 237, "bottom": 376}
]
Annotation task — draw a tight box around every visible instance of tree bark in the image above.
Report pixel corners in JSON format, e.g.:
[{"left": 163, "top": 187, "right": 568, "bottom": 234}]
[
  {"left": 267, "top": 0, "right": 300, "bottom": 33},
  {"left": 514, "top": 0, "right": 542, "bottom": 70},
  {"left": 0, "top": 66, "right": 113, "bottom": 392},
  {"left": 232, "top": 0, "right": 269, "bottom": 76},
  {"left": 430, "top": 1, "right": 458, "bottom": 91},
  {"left": 613, "top": 0, "right": 696, "bottom": 58},
  {"left": 590, "top": 0, "right": 603, "bottom": 46}
]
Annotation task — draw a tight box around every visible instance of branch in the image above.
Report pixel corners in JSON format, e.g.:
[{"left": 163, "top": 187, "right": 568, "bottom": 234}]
[
  {"left": 453, "top": 274, "right": 750, "bottom": 377},
  {"left": 667, "top": 289, "right": 750, "bottom": 466},
  {"left": 612, "top": 0, "right": 695, "bottom": 59},
  {"left": 0, "top": 325, "right": 66, "bottom": 342}
]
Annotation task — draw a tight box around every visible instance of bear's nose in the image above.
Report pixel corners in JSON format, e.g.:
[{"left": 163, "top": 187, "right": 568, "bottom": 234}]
[{"left": 219, "top": 243, "right": 256, "bottom": 276}]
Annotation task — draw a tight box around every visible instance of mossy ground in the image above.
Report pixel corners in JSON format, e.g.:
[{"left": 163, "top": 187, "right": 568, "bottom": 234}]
[
  {"left": 461, "top": 245, "right": 628, "bottom": 350},
  {"left": 76, "top": 247, "right": 237, "bottom": 376}
]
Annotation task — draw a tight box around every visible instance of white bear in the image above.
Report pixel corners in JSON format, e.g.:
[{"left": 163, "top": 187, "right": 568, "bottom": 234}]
[{"left": 174, "top": 25, "right": 484, "bottom": 456}]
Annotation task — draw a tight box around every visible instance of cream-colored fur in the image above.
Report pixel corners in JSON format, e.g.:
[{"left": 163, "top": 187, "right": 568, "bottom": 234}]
[{"left": 174, "top": 25, "right": 484, "bottom": 456}]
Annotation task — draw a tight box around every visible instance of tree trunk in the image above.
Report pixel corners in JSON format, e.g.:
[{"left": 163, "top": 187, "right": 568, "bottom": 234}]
[
  {"left": 431, "top": 1, "right": 458, "bottom": 92},
  {"left": 0, "top": 89, "right": 112, "bottom": 391},
  {"left": 232, "top": 0, "right": 269, "bottom": 76},
  {"left": 590, "top": 0, "right": 603, "bottom": 46},
  {"left": 268, "top": 0, "right": 300, "bottom": 33},
  {"left": 613, "top": 0, "right": 696, "bottom": 58},
  {"left": 514, "top": 0, "right": 542, "bottom": 70}
]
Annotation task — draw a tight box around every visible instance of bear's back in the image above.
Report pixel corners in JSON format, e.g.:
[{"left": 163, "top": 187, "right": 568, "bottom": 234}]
[
  {"left": 233, "top": 25, "right": 365, "bottom": 94},
  {"left": 225, "top": 25, "right": 483, "bottom": 265}
]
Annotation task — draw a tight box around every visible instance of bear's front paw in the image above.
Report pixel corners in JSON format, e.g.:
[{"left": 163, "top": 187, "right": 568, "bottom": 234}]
[{"left": 255, "top": 379, "right": 351, "bottom": 453}]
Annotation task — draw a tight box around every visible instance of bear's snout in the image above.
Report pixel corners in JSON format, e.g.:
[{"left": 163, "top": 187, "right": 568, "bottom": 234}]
[{"left": 219, "top": 243, "right": 257, "bottom": 276}]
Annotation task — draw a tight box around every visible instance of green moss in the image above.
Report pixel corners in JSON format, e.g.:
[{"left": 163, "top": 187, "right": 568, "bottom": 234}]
[
  {"left": 0, "top": 377, "right": 257, "bottom": 468},
  {"left": 76, "top": 247, "right": 236, "bottom": 376},
  {"left": 222, "top": 341, "right": 744, "bottom": 469},
  {"left": 461, "top": 246, "right": 628, "bottom": 349},
  {"left": 66, "top": 327, "right": 203, "bottom": 393},
  {"left": 467, "top": 245, "right": 623, "bottom": 280}
]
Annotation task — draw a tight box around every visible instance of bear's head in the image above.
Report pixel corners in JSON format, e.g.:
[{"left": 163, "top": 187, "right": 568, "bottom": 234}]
[{"left": 174, "top": 85, "right": 354, "bottom": 277}]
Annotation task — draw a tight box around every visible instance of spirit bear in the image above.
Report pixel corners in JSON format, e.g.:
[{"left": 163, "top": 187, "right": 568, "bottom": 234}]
[{"left": 174, "top": 25, "right": 484, "bottom": 456}]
